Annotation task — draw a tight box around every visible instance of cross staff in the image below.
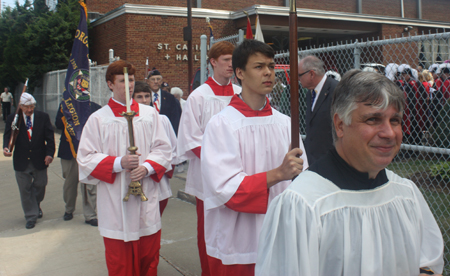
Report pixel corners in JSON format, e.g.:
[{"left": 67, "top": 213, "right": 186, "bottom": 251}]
[{"left": 289, "top": 0, "right": 300, "bottom": 150}]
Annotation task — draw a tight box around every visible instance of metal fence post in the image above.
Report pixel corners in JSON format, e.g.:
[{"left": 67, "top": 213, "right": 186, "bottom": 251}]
[
  {"left": 238, "top": 29, "right": 244, "bottom": 44},
  {"left": 354, "top": 39, "right": 361, "bottom": 69},
  {"left": 200, "top": 34, "right": 207, "bottom": 85}
]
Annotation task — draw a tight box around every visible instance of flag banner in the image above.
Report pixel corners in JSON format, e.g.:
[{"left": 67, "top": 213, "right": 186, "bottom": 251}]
[
  {"left": 61, "top": 0, "right": 91, "bottom": 158},
  {"left": 246, "top": 16, "right": 253, "bottom": 39},
  {"left": 255, "top": 14, "right": 265, "bottom": 43},
  {"left": 208, "top": 21, "right": 214, "bottom": 40}
]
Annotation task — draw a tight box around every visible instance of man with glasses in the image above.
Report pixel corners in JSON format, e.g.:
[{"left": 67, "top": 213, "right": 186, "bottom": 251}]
[
  {"left": 299, "top": 55, "right": 339, "bottom": 166},
  {"left": 3, "top": 93, "right": 55, "bottom": 229},
  {"left": 146, "top": 68, "right": 182, "bottom": 135}
]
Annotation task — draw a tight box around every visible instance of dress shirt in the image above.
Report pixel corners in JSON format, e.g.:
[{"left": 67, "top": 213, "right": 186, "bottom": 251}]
[
  {"left": 151, "top": 90, "right": 162, "bottom": 109},
  {"left": 311, "top": 74, "right": 328, "bottom": 111}
]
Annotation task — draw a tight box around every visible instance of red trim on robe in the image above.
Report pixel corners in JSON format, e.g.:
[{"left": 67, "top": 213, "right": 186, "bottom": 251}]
[
  {"left": 159, "top": 199, "right": 169, "bottom": 216},
  {"left": 435, "top": 78, "right": 442, "bottom": 91},
  {"left": 225, "top": 172, "right": 269, "bottom": 214},
  {"left": 205, "top": 77, "right": 235, "bottom": 96},
  {"left": 192, "top": 147, "right": 201, "bottom": 159},
  {"left": 196, "top": 198, "right": 211, "bottom": 275},
  {"left": 103, "top": 231, "right": 161, "bottom": 276},
  {"left": 165, "top": 165, "right": 175, "bottom": 179},
  {"left": 108, "top": 98, "right": 140, "bottom": 117},
  {"left": 228, "top": 95, "right": 273, "bottom": 117},
  {"left": 443, "top": 79, "right": 450, "bottom": 100},
  {"left": 90, "top": 156, "right": 117, "bottom": 184},
  {"left": 145, "top": 160, "right": 166, "bottom": 182}
]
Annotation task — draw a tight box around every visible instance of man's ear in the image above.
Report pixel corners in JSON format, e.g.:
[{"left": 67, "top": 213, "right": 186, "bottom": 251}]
[
  {"left": 210, "top": 58, "right": 217, "bottom": 68},
  {"left": 235, "top": 67, "right": 244, "bottom": 82},
  {"left": 333, "top": 113, "right": 345, "bottom": 138},
  {"left": 107, "top": 80, "right": 114, "bottom": 91}
]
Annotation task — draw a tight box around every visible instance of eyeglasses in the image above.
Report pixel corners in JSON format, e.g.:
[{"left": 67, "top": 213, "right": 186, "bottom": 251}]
[
  {"left": 298, "top": 70, "right": 312, "bottom": 78},
  {"left": 21, "top": 105, "right": 35, "bottom": 110},
  {"left": 149, "top": 77, "right": 162, "bottom": 82}
]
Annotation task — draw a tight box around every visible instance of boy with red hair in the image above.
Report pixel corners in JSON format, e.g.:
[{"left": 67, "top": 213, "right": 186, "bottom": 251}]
[
  {"left": 177, "top": 41, "right": 241, "bottom": 276},
  {"left": 77, "top": 60, "right": 172, "bottom": 275}
]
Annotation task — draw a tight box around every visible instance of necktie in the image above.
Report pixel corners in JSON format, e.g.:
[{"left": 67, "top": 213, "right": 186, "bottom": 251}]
[
  {"left": 26, "top": 116, "right": 33, "bottom": 141},
  {"left": 311, "top": 90, "right": 317, "bottom": 111},
  {"left": 153, "top": 93, "right": 160, "bottom": 113}
]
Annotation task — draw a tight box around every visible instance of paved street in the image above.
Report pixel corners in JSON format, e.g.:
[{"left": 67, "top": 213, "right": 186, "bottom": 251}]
[{"left": 0, "top": 118, "right": 201, "bottom": 276}]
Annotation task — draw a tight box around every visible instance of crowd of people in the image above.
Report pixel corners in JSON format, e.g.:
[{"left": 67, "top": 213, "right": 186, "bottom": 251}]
[
  {"left": 385, "top": 62, "right": 450, "bottom": 145},
  {"left": 1, "top": 40, "right": 447, "bottom": 275}
]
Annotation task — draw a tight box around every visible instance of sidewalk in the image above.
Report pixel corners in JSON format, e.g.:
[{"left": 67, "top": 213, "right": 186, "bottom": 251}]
[{"left": 0, "top": 118, "right": 201, "bottom": 276}]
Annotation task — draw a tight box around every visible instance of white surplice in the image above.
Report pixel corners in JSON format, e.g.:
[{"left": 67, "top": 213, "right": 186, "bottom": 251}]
[
  {"left": 201, "top": 100, "right": 308, "bottom": 265},
  {"left": 177, "top": 78, "right": 241, "bottom": 200},
  {"left": 256, "top": 170, "right": 444, "bottom": 276},
  {"left": 158, "top": 114, "right": 178, "bottom": 201},
  {"left": 77, "top": 101, "right": 172, "bottom": 242}
]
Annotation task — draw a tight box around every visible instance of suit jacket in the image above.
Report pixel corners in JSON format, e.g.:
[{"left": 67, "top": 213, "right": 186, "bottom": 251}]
[
  {"left": 55, "top": 101, "right": 101, "bottom": 160},
  {"left": 304, "top": 76, "right": 339, "bottom": 166},
  {"left": 151, "top": 90, "right": 182, "bottom": 135},
  {"left": 3, "top": 110, "right": 55, "bottom": 171}
]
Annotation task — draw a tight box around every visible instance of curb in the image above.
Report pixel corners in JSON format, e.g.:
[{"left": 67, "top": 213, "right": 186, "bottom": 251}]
[{"left": 177, "top": 189, "right": 197, "bottom": 205}]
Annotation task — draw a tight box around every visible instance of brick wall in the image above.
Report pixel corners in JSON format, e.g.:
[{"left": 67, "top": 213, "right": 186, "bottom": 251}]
[
  {"left": 363, "top": 0, "right": 401, "bottom": 17},
  {"left": 380, "top": 24, "right": 418, "bottom": 66},
  {"left": 87, "top": 0, "right": 450, "bottom": 23},
  {"left": 404, "top": 0, "right": 418, "bottom": 19},
  {"left": 87, "top": 0, "right": 187, "bottom": 15},
  {"left": 296, "top": 0, "right": 357, "bottom": 13},
  {"left": 90, "top": 15, "right": 128, "bottom": 65},
  {"left": 422, "top": 0, "right": 450, "bottom": 22},
  {"left": 91, "top": 14, "right": 237, "bottom": 93}
]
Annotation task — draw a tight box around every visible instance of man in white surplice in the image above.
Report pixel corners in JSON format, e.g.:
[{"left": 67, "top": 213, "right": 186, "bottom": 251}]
[{"left": 256, "top": 70, "right": 444, "bottom": 276}]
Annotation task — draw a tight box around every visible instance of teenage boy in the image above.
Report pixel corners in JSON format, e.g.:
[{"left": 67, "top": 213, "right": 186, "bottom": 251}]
[
  {"left": 201, "top": 39, "right": 308, "bottom": 275},
  {"left": 176, "top": 41, "right": 241, "bottom": 276},
  {"left": 133, "top": 80, "right": 177, "bottom": 215},
  {"left": 77, "top": 60, "right": 172, "bottom": 276}
]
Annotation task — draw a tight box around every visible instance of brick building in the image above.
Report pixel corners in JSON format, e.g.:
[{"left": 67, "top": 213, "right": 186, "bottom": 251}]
[{"left": 88, "top": 0, "right": 450, "bottom": 92}]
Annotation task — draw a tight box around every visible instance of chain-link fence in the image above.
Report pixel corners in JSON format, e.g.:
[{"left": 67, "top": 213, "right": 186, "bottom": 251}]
[
  {"left": 201, "top": 30, "right": 244, "bottom": 85},
  {"left": 34, "top": 65, "right": 111, "bottom": 122},
  {"left": 208, "top": 30, "right": 450, "bottom": 273},
  {"left": 34, "top": 31, "right": 450, "bottom": 272},
  {"left": 271, "top": 31, "right": 450, "bottom": 274}
]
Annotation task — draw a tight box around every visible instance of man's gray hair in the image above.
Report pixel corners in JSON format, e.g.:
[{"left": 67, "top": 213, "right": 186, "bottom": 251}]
[
  {"left": 299, "top": 55, "right": 325, "bottom": 76},
  {"left": 170, "top": 87, "right": 183, "bottom": 97},
  {"left": 331, "top": 69, "right": 405, "bottom": 142}
]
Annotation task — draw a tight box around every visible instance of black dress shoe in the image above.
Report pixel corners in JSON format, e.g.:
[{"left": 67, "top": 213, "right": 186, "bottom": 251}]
[
  {"left": 63, "top": 212, "right": 73, "bottom": 221},
  {"left": 85, "top": 218, "right": 98, "bottom": 227},
  {"left": 26, "top": 221, "right": 36, "bottom": 229},
  {"left": 38, "top": 208, "right": 43, "bottom": 219}
]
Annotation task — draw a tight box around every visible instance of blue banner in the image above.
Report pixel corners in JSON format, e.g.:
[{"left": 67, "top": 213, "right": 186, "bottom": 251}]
[{"left": 62, "top": 0, "right": 90, "bottom": 158}]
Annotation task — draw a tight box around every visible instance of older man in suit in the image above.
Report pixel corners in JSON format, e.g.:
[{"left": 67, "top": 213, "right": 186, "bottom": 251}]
[
  {"left": 299, "top": 55, "right": 339, "bottom": 166},
  {"left": 146, "top": 68, "right": 182, "bottom": 135},
  {"left": 3, "top": 93, "right": 55, "bottom": 229}
]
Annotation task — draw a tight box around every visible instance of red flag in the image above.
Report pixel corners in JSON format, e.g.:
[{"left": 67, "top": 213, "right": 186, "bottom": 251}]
[{"left": 246, "top": 16, "right": 253, "bottom": 39}]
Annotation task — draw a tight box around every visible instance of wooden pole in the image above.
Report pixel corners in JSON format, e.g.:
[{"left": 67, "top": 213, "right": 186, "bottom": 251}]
[
  {"left": 8, "top": 79, "right": 28, "bottom": 153},
  {"left": 289, "top": 0, "right": 299, "bottom": 150},
  {"left": 187, "top": 0, "right": 193, "bottom": 93}
]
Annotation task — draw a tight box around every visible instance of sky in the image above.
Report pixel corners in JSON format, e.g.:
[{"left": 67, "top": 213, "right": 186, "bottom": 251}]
[{"left": 2, "top": 0, "right": 26, "bottom": 9}]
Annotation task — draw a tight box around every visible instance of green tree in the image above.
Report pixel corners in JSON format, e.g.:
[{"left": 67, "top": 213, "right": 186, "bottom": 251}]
[
  {"left": 24, "top": 0, "right": 80, "bottom": 88},
  {"left": 0, "top": 0, "right": 83, "bottom": 91},
  {"left": 0, "top": 0, "right": 34, "bottom": 89}
]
